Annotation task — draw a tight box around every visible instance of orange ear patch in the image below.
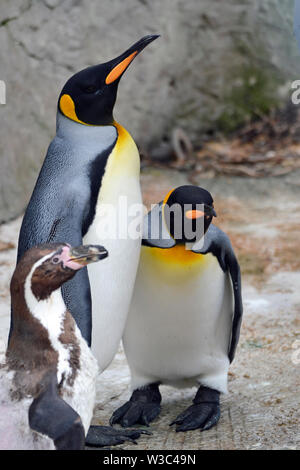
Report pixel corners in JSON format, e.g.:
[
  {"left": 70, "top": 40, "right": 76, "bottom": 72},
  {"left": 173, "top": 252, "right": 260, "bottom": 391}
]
[
  {"left": 59, "top": 94, "right": 90, "bottom": 125},
  {"left": 60, "top": 94, "right": 82, "bottom": 124},
  {"left": 105, "top": 51, "right": 138, "bottom": 84},
  {"left": 162, "top": 188, "right": 175, "bottom": 208}
]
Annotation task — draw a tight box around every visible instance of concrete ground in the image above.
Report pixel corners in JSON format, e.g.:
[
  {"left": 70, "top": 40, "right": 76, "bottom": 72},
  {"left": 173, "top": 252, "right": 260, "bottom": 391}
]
[{"left": 0, "top": 167, "right": 299, "bottom": 450}]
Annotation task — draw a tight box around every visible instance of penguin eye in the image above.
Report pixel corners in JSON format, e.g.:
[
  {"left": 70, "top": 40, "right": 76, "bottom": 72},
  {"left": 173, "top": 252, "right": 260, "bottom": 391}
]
[{"left": 84, "top": 84, "right": 98, "bottom": 94}]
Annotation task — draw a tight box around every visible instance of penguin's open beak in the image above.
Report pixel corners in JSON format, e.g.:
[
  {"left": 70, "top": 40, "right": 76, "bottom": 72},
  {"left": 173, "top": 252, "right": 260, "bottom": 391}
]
[{"left": 105, "top": 34, "right": 160, "bottom": 85}]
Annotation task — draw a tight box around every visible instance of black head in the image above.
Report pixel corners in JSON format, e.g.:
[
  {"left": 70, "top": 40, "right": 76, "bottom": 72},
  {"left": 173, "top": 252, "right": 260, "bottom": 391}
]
[
  {"left": 12, "top": 243, "right": 108, "bottom": 301},
  {"left": 58, "top": 35, "right": 159, "bottom": 126},
  {"left": 163, "top": 185, "right": 217, "bottom": 243}
]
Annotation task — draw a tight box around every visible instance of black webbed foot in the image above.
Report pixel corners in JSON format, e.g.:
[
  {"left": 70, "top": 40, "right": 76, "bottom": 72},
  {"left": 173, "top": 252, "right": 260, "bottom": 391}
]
[
  {"left": 170, "top": 386, "right": 220, "bottom": 432},
  {"left": 85, "top": 425, "right": 151, "bottom": 448},
  {"left": 110, "top": 383, "right": 161, "bottom": 427},
  {"left": 170, "top": 402, "right": 220, "bottom": 432}
]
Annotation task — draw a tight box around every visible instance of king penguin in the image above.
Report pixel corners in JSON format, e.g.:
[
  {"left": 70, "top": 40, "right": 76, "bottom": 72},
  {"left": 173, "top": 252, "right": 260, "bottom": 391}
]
[
  {"left": 1, "top": 243, "right": 145, "bottom": 449},
  {"left": 14, "top": 35, "right": 159, "bottom": 369},
  {"left": 110, "top": 185, "right": 243, "bottom": 432}
]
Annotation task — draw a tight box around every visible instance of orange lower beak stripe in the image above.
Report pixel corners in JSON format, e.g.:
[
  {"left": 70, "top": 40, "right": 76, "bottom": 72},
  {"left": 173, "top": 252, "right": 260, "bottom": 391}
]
[
  {"left": 105, "top": 51, "right": 138, "bottom": 84},
  {"left": 185, "top": 209, "right": 205, "bottom": 219}
]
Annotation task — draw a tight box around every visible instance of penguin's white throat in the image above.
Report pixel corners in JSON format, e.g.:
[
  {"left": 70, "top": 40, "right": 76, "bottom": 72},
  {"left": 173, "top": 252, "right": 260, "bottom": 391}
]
[
  {"left": 24, "top": 254, "right": 67, "bottom": 345},
  {"left": 56, "top": 112, "right": 115, "bottom": 145}
]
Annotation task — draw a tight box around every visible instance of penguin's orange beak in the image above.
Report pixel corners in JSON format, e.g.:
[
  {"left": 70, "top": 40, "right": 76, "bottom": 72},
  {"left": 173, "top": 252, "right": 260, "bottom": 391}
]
[{"left": 105, "top": 34, "right": 160, "bottom": 85}]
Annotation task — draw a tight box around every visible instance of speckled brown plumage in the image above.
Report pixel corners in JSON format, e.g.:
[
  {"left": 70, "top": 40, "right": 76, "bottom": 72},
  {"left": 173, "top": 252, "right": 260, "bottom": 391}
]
[{"left": 6, "top": 243, "right": 80, "bottom": 400}]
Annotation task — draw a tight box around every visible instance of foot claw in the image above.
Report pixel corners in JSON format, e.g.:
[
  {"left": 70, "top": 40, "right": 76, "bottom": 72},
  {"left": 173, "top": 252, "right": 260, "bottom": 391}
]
[
  {"left": 110, "top": 400, "right": 161, "bottom": 428},
  {"left": 109, "top": 402, "right": 131, "bottom": 426},
  {"left": 141, "top": 403, "right": 161, "bottom": 426},
  {"left": 171, "top": 403, "right": 220, "bottom": 433},
  {"left": 110, "top": 384, "right": 162, "bottom": 428},
  {"left": 169, "top": 408, "right": 192, "bottom": 427},
  {"left": 200, "top": 409, "right": 221, "bottom": 431}
]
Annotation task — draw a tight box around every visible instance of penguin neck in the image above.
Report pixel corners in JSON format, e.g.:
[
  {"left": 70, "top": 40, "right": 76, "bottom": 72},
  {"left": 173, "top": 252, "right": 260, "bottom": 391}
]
[
  {"left": 24, "top": 286, "right": 66, "bottom": 337},
  {"left": 147, "top": 243, "right": 204, "bottom": 265},
  {"left": 56, "top": 111, "right": 116, "bottom": 146},
  {"left": 7, "top": 286, "right": 60, "bottom": 373},
  {"left": 98, "top": 119, "right": 140, "bottom": 193}
]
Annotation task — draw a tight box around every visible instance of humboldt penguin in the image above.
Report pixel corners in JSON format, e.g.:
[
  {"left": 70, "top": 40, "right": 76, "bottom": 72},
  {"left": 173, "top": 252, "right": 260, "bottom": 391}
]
[
  {"left": 15, "top": 34, "right": 159, "bottom": 369},
  {"left": 0, "top": 243, "right": 145, "bottom": 449},
  {"left": 110, "top": 185, "right": 243, "bottom": 432}
]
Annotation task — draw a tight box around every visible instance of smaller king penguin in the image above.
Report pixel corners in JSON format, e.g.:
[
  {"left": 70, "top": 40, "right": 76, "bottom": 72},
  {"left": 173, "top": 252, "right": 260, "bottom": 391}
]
[
  {"left": 111, "top": 185, "right": 243, "bottom": 432},
  {"left": 0, "top": 244, "right": 145, "bottom": 449}
]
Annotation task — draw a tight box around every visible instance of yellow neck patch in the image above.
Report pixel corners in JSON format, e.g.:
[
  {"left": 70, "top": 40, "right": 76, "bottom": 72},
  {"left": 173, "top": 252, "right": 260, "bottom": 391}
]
[
  {"left": 162, "top": 188, "right": 175, "bottom": 207},
  {"left": 113, "top": 120, "right": 132, "bottom": 152},
  {"left": 95, "top": 121, "right": 140, "bottom": 200},
  {"left": 146, "top": 244, "right": 206, "bottom": 266},
  {"left": 106, "top": 120, "right": 140, "bottom": 177},
  {"left": 59, "top": 94, "right": 90, "bottom": 125},
  {"left": 141, "top": 245, "right": 213, "bottom": 283},
  {"left": 161, "top": 187, "right": 175, "bottom": 239}
]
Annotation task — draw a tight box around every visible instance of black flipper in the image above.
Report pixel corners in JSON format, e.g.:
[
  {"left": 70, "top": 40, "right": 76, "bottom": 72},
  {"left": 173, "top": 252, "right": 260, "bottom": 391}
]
[
  {"left": 192, "top": 224, "right": 243, "bottom": 362},
  {"left": 110, "top": 383, "right": 162, "bottom": 427},
  {"left": 61, "top": 269, "right": 92, "bottom": 346},
  {"left": 142, "top": 202, "right": 176, "bottom": 249},
  {"left": 28, "top": 372, "right": 85, "bottom": 450}
]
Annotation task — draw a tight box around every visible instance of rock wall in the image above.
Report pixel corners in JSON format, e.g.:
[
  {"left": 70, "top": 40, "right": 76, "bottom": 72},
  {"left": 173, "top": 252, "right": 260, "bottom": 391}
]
[{"left": 0, "top": 0, "right": 299, "bottom": 222}]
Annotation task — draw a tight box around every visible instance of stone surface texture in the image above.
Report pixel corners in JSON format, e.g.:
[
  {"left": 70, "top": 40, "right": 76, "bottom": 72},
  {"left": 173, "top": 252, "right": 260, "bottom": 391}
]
[{"left": 0, "top": 0, "right": 299, "bottom": 222}]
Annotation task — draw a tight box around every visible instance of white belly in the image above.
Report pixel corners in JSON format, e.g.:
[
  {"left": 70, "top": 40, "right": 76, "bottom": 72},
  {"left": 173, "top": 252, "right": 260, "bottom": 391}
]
[
  {"left": 84, "top": 123, "right": 142, "bottom": 372},
  {"left": 123, "top": 246, "right": 233, "bottom": 393},
  {"left": 84, "top": 213, "right": 142, "bottom": 372},
  {"left": 62, "top": 326, "right": 98, "bottom": 435}
]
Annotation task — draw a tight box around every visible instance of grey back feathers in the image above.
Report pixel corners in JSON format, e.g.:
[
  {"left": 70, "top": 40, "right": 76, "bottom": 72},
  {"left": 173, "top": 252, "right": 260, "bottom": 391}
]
[
  {"left": 15, "top": 113, "right": 117, "bottom": 344},
  {"left": 18, "top": 114, "right": 117, "bottom": 259}
]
